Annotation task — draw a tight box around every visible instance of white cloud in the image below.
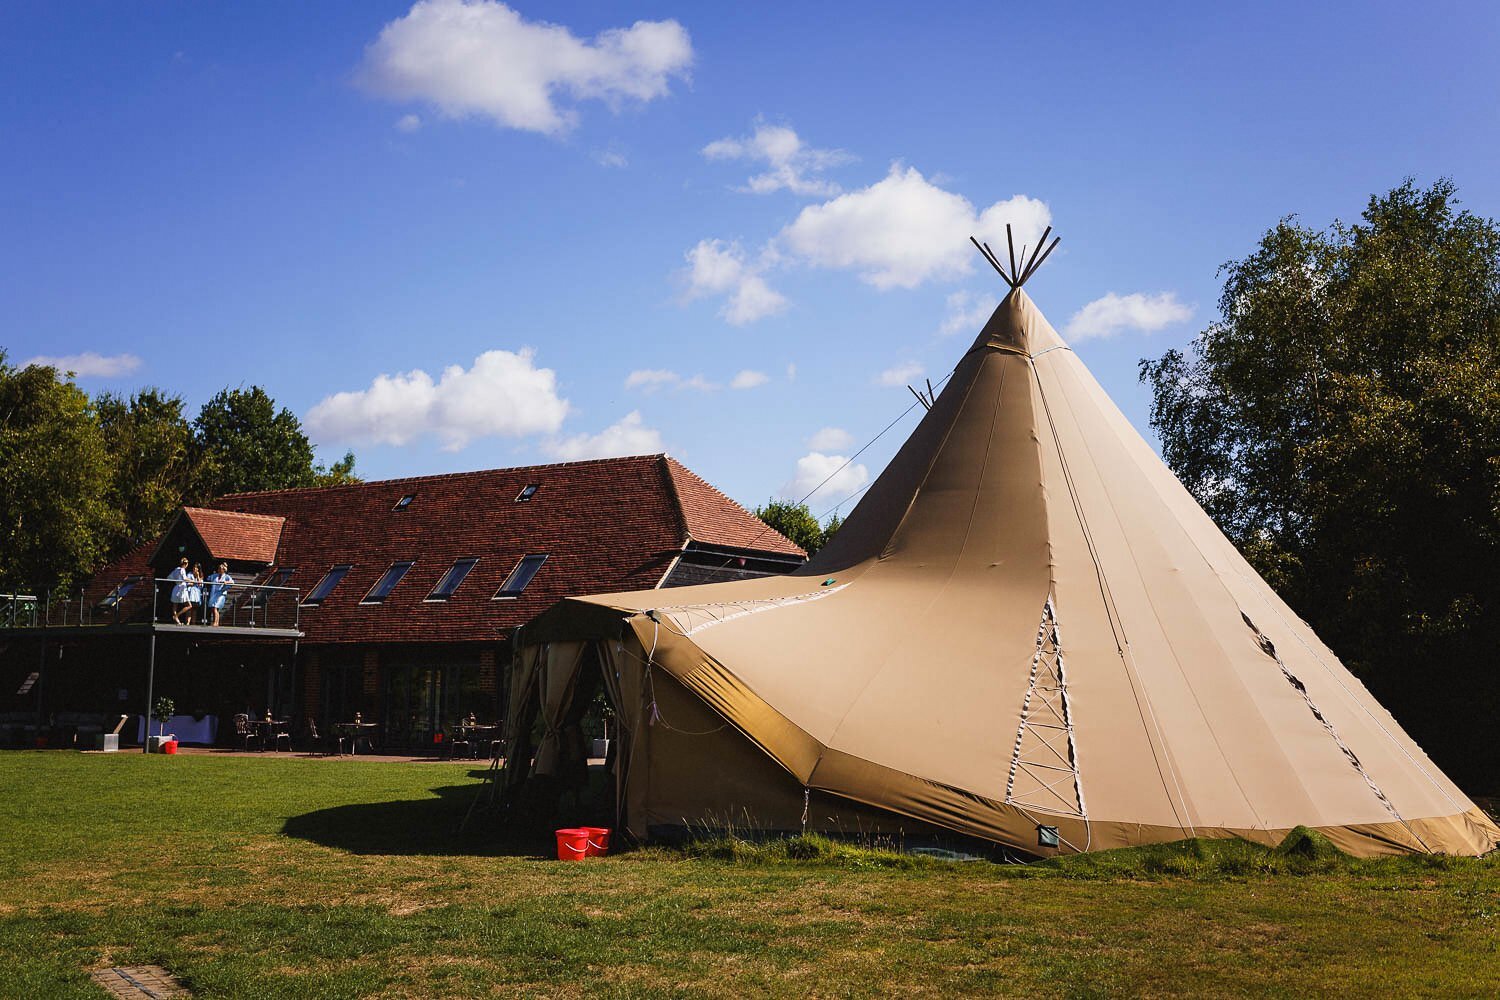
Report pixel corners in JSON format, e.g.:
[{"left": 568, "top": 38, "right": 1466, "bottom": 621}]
[
  {"left": 359, "top": 0, "right": 692, "bottom": 135},
  {"left": 780, "top": 452, "right": 869, "bottom": 504},
  {"left": 547, "top": 410, "right": 663, "bottom": 461},
  {"left": 594, "top": 148, "right": 628, "bottom": 168},
  {"left": 623, "top": 369, "right": 719, "bottom": 392},
  {"left": 807, "top": 426, "right": 853, "bottom": 451},
  {"left": 23, "top": 352, "right": 142, "bottom": 378},
  {"left": 729, "top": 369, "right": 769, "bottom": 390},
  {"left": 874, "top": 361, "right": 923, "bottom": 387},
  {"left": 779, "top": 164, "right": 1050, "bottom": 289},
  {"left": 702, "top": 119, "right": 852, "bottom": 196},
  {"left": 786, "top": 362, "right": 797, "bottom": 381},
  {"left": 305, "top": 348, "right": 568, "bottom": 451},
  {"left": 1064, "top": 292, "right": 1193, "bottom": 341},
  {"left": 939, "top": 290, "right": 998, "bottom": 337},
  {"left": 624, "top": 369, "right": 678, "bottom": 391},
  {"left": 681, "top": 239, "right": 787, "bottom": 325},
  {"left": 395, "top": 113, "right": 422, "bottom": 132}
]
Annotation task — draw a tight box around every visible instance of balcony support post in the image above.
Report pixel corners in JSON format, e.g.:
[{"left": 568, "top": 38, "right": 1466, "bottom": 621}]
[{"left": 142, "top": 632, "right": 156, "bottom": 754}]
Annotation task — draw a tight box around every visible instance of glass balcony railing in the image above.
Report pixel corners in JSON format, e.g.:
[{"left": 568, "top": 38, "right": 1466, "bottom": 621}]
[{"left": 1, "top": 578, "right": 302, "bottom": 632}]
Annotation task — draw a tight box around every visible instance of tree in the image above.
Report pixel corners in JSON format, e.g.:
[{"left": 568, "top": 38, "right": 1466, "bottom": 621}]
[
  {"left": 821, "top": 512, "right": 844, "bottom": 548},
  {"left": 754, "top": 499, "right": 837, "bottom": 555},
  {"left": 312, "top": 450, "right": 361, "bottom": 487},
  {"left": 1140, "top": 179, "right": 1500, "bottom": 784},
  {"left": 0, "top": 353, "right": 118, "bottom": 594},
  {"left": 192, "top": 387, "right": 320, "bottom": 498},
  {"left": 96, "top": 388, "right": 201, "bottom": 555}
]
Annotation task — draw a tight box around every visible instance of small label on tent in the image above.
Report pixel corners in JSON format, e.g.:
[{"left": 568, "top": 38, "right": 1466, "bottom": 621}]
[
  {"left": 16, "top": 672, "right": 38, "bottom": 695},
  {"left": 822, "top": 578, "right": 836, "bottom": 587}
]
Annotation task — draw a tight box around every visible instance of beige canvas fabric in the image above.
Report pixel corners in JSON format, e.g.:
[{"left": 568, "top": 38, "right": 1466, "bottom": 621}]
[{"left": 510, "top": 288, "right": 1499, "bottom": 857}]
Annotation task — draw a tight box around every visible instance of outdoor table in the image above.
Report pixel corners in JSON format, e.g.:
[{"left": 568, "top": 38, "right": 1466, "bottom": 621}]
[
  {"left": 334, "top": 722, "right": 379, "bottom": 755},
  {"left": 249, "top": 719, "right": 290, "bottom": 752},
  {"left": 448, "top": 724, "right": 500, "bottom": 759}
]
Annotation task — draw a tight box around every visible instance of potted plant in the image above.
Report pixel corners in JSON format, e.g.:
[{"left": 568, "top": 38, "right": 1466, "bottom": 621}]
[{"left": 150, "top": 696, "right": 175, "bottom": 753}]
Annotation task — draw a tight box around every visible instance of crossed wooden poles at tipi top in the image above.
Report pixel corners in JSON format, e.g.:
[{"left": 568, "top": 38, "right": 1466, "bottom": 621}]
[
  {"left": 970, "top": 224, "right": 1061, "bottom": 289},
  {"left": 909, "top": 228, "right": 1063, "bottom": 410}
]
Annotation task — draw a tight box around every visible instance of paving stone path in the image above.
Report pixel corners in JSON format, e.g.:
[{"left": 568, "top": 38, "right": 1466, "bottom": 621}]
[{"left": 89, "top": 966, "right": 191, "bottom": 998}]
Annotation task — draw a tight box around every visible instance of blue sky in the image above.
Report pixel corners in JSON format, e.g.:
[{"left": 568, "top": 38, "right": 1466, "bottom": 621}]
[{"left": 5, "top": 1, "right": 1498, "bottom": 516}]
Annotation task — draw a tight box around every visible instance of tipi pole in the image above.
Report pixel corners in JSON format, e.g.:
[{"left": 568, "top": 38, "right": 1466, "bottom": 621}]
[
  {"left": 1020, "top": 226, "right": 1054, "bottom": 281},
  {"left": 1021, "top": 235, "right": 1062, "bottom": 286},
  {"left": 970, "top": 237, "right": 1012, "bottom": 286}
]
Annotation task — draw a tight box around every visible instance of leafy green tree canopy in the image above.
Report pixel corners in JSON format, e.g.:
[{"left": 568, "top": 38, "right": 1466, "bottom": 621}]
[
  {"left": 96, "top": 388, "right": 200, "bottom": 552},
  {"left": 312, "top": 450, "right": 360, "bottom": 487},
  {"left": 192, "top": 386, "right": 320, "bottom": 498},
  {"left": 1140, "top": 179, "right": 1500, "bottom": 782},
  {"left": 754, "top": 499, "right": 840, "bottom": 555},
  {"left": 0, "top": 353, "right": 118, "bottom": 593}
]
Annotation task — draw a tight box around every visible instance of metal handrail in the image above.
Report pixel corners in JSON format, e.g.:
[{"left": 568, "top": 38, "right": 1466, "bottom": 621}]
[
  {"left": 4, "top": 578, "right": 302, "bottom": 631},
  {"left": 0, "top": 593, "right": 40, "bottom": 629}
]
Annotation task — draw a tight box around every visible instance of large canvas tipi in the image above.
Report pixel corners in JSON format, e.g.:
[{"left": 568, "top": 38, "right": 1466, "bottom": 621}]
[{"left": 507, "top": 237, "right": 1498, "bottom": 858}]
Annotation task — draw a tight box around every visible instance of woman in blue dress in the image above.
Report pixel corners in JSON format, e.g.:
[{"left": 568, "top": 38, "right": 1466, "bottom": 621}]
[
  {"left": 206, "top": 562, "right": 234, "bottom": 626},
  {"left": 187, "top": 564, "right": 204, "bottom": 623}
]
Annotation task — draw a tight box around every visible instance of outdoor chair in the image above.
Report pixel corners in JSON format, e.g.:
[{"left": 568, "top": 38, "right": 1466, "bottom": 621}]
[
  {"left": 233, "top": 713, "right": 262, "bottom": 752},
  {"left": 444, "top": 726, "right": 471, "bottom": 760},
  {"left": 268, "top": 718, "right": 292, "bottom": 753},
  {"left": 302, "top": 716, "right": 323, "bottom": 755}
]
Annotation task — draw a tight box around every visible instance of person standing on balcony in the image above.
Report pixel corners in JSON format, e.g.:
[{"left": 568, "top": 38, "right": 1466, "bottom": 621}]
[
  {"left": 206, "top": 562, "right": 234, "bottom": 626},
  {"left": 168, "top": 558, "right": 192, "bottom": 624},
  {"left": 187, "top": 564, "right": 204, "bottom": 623}
]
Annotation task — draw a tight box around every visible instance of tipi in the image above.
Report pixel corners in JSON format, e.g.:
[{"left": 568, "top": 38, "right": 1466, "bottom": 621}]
[{"left": 505, "top": 234, "right": 1499, "bottom": 857}]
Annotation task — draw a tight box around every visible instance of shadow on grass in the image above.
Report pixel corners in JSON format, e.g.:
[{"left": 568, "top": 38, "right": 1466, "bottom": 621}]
[{"left": 280, "top": 778, "right": 551, "bottom": 858}]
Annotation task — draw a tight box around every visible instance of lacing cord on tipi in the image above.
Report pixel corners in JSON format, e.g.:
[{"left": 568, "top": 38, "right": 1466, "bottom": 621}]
[
  {"left": 648, "top": 584, "right": 852, "bottom": 639},
  {"left": 1241, "top": 612, "right": 1431, "bottom": 852},
  {"left": 1232, "top": 575, "right": 1465, "bottom": 816},
  {"left": 1004, "top": 597, "right": 1092, "bottom": 853},
  {"left": 1030, "top": 358, "right": 1197, "bottom": 838}
]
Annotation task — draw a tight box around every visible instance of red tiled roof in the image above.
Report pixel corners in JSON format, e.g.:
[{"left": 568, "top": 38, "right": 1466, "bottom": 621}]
[
  {"left": 181, "top": 507, "right": 284, "bottom": 563},
  {"left": 665, "top": 458, "right": 805, "bottom": 556},
  {"left": 182, "top": 454, "right": 800, "bottom": 645},
  {"left": 82, "top": 541, "right": 156, "bottom": 605}
]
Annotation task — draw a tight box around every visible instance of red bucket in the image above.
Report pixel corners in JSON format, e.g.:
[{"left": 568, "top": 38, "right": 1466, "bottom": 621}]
[
  {"left": 163, "top": 740, "right": 179, "bottom": 755},
  {"left": 581, "top": 826, "right": 611, "bottom": 857},
  {"left": 554, "top": 828, "right": 590, "bottom": 861}
]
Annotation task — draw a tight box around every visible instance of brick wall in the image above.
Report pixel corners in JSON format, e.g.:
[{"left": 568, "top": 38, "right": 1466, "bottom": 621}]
[
  {"left": 362, "top": 648, "right": 380, "bottom": 699},
  {"left": 478, "top": 647, "right": 497, "bottom": 695},
  {"left": 301, "top": 651, "right": 320, "bottom": 718}
]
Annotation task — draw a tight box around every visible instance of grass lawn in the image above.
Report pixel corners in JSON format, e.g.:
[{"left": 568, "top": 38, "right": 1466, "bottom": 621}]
[{"left": 0, "top": 752, "right": 1496, "bottom": 998}]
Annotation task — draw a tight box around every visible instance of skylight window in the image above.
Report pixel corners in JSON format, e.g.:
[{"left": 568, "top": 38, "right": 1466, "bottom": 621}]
[
  {"left": 99, "top": 575, "right": 145, "bottom": 608},
  {"left": 393, "top": 494, "right": 415, "bottom": 511},
  {"left": 426, "top": 558, "right": 479, "bottom": 602},
  {"left": 361, "top": 562, "right": 414, "bottom": 605},
  {"left": 494, "top": 554, "right": 547, "bottom": 599},
  {"left": 249, "top": 567, "right": 295, "bottom": 608},
  {"left": 515, "top": 484, "right": 539, "bottom": 502},
  {"left": 302, "top": 564, "right": 352, "bottom": 607}
]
